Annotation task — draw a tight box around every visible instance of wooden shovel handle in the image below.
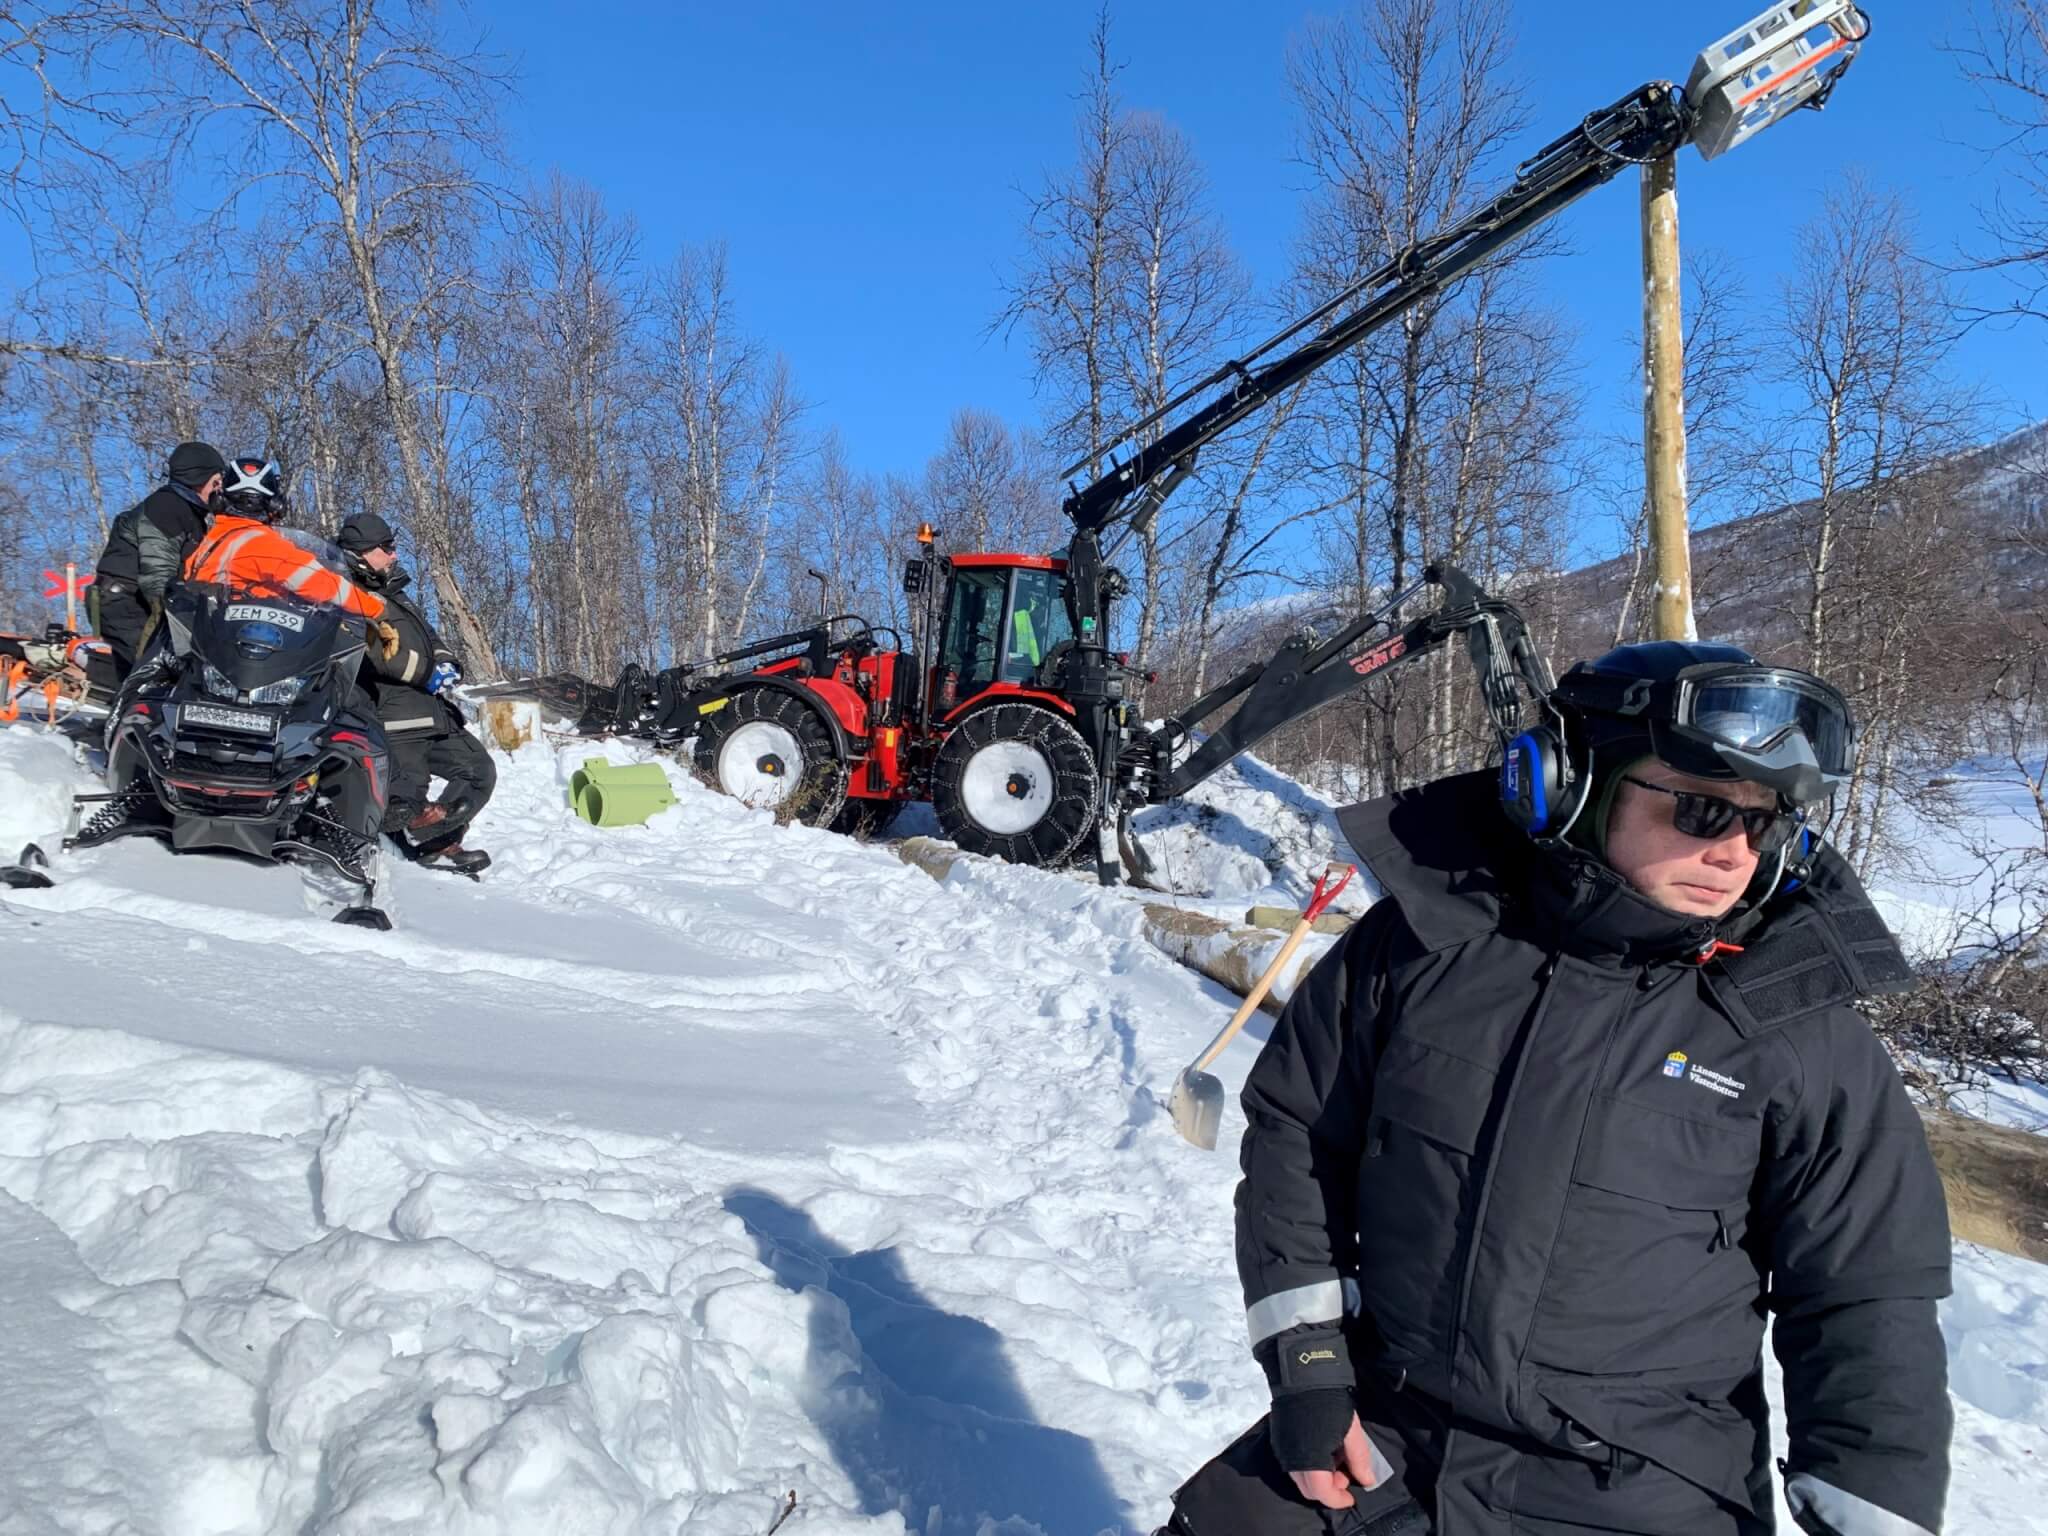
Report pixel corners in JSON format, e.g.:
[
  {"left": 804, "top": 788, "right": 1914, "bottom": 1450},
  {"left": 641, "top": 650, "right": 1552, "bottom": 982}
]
[{"left": 1188, "top": 862, "right": 1358, "bottom": 1075}]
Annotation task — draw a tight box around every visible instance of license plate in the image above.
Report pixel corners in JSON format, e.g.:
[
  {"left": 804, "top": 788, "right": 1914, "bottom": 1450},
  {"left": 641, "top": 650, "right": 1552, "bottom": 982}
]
[{"left": 181, "top": 702, "right": 278, "bottom": 736}]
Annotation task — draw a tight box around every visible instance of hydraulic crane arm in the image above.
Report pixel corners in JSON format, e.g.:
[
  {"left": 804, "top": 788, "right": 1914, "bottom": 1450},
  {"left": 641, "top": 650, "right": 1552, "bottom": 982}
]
[
  {"left": 1060, "top": 81, "right": 1693, "bottom": 539},
  {"left": 1146, "top": 565, "right": 1556, "bottom": 802},
  {"left": 1060, "top": 0, "right": 1872, "bottom": 542}
]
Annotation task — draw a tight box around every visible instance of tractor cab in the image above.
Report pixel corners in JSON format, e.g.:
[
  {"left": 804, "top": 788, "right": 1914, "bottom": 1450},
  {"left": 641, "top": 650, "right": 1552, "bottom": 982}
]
[{"left": 927, "top": 554, "right": 1078, "bottom": 719}]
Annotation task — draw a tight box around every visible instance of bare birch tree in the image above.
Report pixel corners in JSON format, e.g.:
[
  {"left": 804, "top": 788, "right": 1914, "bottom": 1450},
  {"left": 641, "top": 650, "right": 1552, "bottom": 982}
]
[
  {"left": 1951, "top": 1, "right": 2048, "bottom": 323},
  {"left": 996, "top": 6, "right": 1128, "bottom": 480},
  {"left": 645, "top": 242, "right": 801, "bottom": 658},
  {"left": 70, "top": 0, "right": 513, "bottom": 670},
  {"left": 1290, "top": 0, "right": 1550, "bottom": 791}
]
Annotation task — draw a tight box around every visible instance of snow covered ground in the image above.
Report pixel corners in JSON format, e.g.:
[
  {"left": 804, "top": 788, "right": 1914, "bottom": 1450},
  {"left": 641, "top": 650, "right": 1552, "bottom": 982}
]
[
  {"left": 0, "top": 722, "right": 2044, "bottom": 1534},
  {"left": 1864, "top": 757, "right": 2046, "bottom": 964}
]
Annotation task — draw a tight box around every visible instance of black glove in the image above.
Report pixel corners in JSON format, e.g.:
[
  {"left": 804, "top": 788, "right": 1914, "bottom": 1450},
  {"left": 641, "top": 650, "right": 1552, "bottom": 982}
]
[
  {"left": 1258, "top": 1325, "right": 1359, "bottom": 1473},
  {"left": 1270, "top": 1386, "right": 1360, "bottom": 1473}
]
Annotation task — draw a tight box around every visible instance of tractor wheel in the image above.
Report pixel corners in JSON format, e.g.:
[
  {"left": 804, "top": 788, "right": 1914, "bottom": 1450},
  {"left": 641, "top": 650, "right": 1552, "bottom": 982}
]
[
  {"left": 931, "top": 703, "right": 1097, "bottom": 866},
  {"left": 830, "top": 797, "right": 904, "bottom": 841},
  {"left": 692, "top": 686, "right": 849, "bottom": 828}
]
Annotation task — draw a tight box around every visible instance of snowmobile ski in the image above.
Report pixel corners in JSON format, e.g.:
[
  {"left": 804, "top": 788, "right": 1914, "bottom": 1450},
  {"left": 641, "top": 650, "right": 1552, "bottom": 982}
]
[
  {"left": 68, "top": 788, "right": 170, "bottom": 850},
  {"left": 0, "top": 842, "right": 53, "bottom": 890}
]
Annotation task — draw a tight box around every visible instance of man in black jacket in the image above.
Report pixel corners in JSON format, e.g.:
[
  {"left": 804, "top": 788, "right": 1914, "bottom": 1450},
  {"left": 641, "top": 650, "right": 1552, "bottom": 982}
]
[
  {"left": 1165, "top": 641, "right": 1950, "bottom": 1536},
  {"left": 93, "top": 441, "right": 227, "bottom": 678},
  {"left": 335, "top": 512, "right": 495, "bottom": 874}
]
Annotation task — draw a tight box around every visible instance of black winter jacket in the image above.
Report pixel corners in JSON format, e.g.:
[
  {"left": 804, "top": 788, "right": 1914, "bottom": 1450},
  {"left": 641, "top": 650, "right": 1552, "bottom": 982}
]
[
  {"left": 358, "top": 568, "right": 459, "bottom": 736},
  {"left": 96, "top": 483, "right": 211, "bottom": 602},
  {"left": 1237, "top": 771, "right": 1951, "bottom": 1536}
]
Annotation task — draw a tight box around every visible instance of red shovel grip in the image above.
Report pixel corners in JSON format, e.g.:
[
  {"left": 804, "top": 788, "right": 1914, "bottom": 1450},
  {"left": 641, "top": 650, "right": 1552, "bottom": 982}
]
[{"left": 1304, "top": 862, "right": 1358, "bottom": 923}]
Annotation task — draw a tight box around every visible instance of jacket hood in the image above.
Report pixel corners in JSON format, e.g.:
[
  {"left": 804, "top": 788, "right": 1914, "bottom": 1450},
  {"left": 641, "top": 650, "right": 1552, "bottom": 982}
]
[
  {"left": 1336, "top": 770, "right": 1914, "bottom": 999},
  {"left": 1339, "top": 770, "right": 1719, "bottom": 965},
  {"left": 344, "top": 556, "right": 410, "bottom": 596}
]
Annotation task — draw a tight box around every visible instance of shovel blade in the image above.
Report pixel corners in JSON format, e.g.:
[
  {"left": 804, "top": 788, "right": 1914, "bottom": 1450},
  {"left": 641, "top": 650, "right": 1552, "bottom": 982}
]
[{"left": 1170, "top": 1067, "right": 1226, "bottom": 1150}]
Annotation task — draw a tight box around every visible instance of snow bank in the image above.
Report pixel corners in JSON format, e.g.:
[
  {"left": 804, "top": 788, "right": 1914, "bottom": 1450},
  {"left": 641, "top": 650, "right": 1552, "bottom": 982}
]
[
  {"left": 0, "top": 723, "right": 87, "bottom": 857},
  {"left": 0, "top": 724, "right": 1266, "bottom": 1533},
  {"left": 1129, "top": 750, "right": 1375, "bottom": 917}
]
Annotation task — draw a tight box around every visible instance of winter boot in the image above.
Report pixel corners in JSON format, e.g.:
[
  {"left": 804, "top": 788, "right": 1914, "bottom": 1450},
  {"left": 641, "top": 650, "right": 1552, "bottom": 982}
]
[{"left": 417, "top": 842, "right": 490, "bottom": 877}]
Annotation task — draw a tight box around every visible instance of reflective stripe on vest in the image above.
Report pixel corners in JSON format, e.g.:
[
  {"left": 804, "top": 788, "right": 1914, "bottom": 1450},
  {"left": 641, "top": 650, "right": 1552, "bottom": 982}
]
[{"left": 191, "top": 527, "right": 263, "bottom": 582}]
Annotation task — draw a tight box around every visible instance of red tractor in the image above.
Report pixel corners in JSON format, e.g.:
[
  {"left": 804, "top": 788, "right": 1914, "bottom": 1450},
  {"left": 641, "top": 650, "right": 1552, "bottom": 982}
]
[
  {"left": 678, "top": 544, "right": 1109, "bottom": 864},
  {"left": 509, "top": 549, "right": 1545, "bottom": 882},
  {"left": 487, "top": 4, "right": 1868, "bottom": 881}
]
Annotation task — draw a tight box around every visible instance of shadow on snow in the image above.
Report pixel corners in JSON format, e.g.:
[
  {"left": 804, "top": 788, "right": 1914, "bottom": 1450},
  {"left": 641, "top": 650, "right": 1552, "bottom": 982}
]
[{"left": 724, "top": 1186, "right": 1132, "bottom": 1536}]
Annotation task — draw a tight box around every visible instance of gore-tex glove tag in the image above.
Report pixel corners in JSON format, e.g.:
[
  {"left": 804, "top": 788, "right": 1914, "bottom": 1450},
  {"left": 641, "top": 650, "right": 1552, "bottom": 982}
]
[{"left": 1274, "top": 1327, "right": 1355, "bottom": 1393}]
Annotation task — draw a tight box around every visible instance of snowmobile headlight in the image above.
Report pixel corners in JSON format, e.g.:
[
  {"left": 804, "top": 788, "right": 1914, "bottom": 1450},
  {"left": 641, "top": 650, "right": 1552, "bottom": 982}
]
[
  {"left": 200, "top": 662, "right": 239, "bottom": 700},
  {"left": 247, "top": 675, "right": 307, "bottom": 707}
]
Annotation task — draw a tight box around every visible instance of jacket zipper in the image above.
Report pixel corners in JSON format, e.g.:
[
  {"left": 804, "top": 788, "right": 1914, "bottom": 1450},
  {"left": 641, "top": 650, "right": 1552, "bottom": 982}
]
[
  {"left": 1444, "top": 953, "right": 1558, "bottom": 1412},
  {"left": 1499, "top": 961, "right": 1653, "bottom": 1423}
]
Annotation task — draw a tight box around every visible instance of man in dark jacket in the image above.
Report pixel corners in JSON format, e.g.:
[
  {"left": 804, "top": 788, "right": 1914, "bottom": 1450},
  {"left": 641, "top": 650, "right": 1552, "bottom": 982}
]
[
  {"left": 1165, "top": 641, "right": 1951, "bottom": 1536},
  {"left": 93, "top": 441, "right": 228, "bottom": 678},
  {"left": 335, "top": 511, "right": 495, "bottom": 874}
]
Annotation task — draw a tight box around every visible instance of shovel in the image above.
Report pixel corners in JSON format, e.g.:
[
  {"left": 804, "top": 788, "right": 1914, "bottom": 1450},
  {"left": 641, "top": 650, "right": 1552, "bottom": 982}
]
[{"left": 1170, "top": 861, "right": 1358, "bottom": 1149}]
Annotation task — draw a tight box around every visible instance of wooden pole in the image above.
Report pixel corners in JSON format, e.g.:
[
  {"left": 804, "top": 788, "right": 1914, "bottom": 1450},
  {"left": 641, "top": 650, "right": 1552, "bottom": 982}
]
[{"left": 1640, "top": 152, "right": 1696, "bottom": 643}]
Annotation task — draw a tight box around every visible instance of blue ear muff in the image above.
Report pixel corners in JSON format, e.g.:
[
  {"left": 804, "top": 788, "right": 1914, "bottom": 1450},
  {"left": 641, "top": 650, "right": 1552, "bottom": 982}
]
[
  {"left": 1780, "top": 825, "right": 1816, "bottom": 894},
  {"left": 1501, "top": 728, "right": 1566, "bottom": 835}
]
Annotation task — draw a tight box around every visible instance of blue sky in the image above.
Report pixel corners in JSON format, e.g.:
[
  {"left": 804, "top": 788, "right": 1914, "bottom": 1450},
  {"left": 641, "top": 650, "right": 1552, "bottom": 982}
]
[{"left": 483, "top": 0, "right": 2045, "bottom": 492}]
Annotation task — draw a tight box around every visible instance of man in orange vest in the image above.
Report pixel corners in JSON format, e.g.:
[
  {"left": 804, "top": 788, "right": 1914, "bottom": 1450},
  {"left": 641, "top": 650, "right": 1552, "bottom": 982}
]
[
  {"left": 184, "top": 459, "right": 391, "bottom": 623},
  {"left": 177, "top": 457, "right": 399, "bottom": 864}
]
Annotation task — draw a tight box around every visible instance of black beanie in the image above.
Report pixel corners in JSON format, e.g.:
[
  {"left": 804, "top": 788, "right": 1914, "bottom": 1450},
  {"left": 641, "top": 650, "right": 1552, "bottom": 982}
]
[
  {"left": 336, "top": 512, "right": 397, "bottom": 554},
  {"left": 167, "top": 441, "right": 229, "bottom": 488}
]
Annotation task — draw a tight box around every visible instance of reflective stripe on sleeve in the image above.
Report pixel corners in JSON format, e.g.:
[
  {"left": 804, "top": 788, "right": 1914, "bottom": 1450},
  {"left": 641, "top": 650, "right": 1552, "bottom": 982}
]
[
  {"left": 1246, "top": 1280, "right": 1347, "bottom": 1348},
  {"left": 1785, "top": 1474, "right": 1936, "bottom": 1536}
]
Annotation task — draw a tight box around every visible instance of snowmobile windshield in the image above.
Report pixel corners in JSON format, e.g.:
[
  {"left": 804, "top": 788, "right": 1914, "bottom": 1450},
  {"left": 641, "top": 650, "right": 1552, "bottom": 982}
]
[
  {"left": 1662, "top": 665, "right": 1854, "bottom": 805},
  {"left": 178, "top": 583, "right": 362, "bottom": 693}
]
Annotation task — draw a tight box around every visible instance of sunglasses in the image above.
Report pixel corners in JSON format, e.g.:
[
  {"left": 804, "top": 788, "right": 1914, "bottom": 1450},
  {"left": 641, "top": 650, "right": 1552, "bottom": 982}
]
[{"left": 1621, "top": 776, "right": 1798, "bottom": 855}]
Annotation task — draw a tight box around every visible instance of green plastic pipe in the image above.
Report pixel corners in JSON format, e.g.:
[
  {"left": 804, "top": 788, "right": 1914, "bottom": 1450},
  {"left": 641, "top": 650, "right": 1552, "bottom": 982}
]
[{"left": 568, "top": 759, "right": 678, "bottom": 827}]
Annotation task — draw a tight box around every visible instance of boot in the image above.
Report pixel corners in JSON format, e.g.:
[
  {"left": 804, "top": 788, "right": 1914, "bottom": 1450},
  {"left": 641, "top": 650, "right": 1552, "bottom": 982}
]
[{"left": 417, "top": 841, "right": 490, "bottom": 876}]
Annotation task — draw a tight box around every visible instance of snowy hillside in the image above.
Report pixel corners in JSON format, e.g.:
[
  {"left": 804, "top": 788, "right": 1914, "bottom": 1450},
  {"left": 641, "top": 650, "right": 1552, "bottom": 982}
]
[{"left": 0, "top": 725, "right": 2044, "bottom": 1534}]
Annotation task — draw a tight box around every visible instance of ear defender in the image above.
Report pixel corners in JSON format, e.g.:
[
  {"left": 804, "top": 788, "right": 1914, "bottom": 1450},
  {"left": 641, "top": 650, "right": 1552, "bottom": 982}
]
[
  {"left": 1500, "top": 725, "right": 1580, "bottom": 837},
  {"left": 1780, "top": 823, "right": 1817, "bottom": 895}
]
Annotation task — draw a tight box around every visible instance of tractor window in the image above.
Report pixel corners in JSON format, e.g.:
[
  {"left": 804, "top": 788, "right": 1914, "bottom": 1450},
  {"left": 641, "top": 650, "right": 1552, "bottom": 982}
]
[
  {"left": 938, "top": 566, "right": 1006, "bottom": 689},
  {"left": 1001, "top": 566, "right": 1075, "bottom": 684}
]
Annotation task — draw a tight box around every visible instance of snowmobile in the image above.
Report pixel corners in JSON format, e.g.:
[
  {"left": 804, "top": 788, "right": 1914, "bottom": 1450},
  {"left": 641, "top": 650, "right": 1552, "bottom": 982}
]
[{"left": 1, "top": 583, "right": 396, "bottom": 929}]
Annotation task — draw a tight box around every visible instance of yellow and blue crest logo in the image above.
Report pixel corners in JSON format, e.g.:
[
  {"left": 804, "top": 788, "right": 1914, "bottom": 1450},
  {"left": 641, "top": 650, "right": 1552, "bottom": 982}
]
[{"left": 1662, "top": 1050, "right": 1689, "bottom": 1079}]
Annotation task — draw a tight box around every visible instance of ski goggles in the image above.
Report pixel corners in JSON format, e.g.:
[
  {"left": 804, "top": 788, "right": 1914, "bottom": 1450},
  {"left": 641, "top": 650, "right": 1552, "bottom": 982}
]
[
  {"left": 1621, "top": 775, "right": 1801, "bottom": 855},
  {"left": 1669, "top": 667, "right": 1854, "bottom": 780},
  {"left": 1562, "top": 662, "right": 1855, "bottom": 802}
]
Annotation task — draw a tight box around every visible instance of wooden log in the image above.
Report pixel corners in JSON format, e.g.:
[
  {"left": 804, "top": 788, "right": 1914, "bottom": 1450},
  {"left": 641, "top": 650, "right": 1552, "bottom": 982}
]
[
  {"left": 1920, "top": 1106, "right": 2048, "bottom": 1265},
  {"left": 892, "top": 839, "right": 1327, "bottom": 1015},
  {"left": 1640, "top": 151, "right": 1697, "bottom": 643},
  {"left": 1246, "top": 905, "right": 1354, "bottom": 936},
  {"left": 480, "top": 698, "right": 538, "bottom": 753}
]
